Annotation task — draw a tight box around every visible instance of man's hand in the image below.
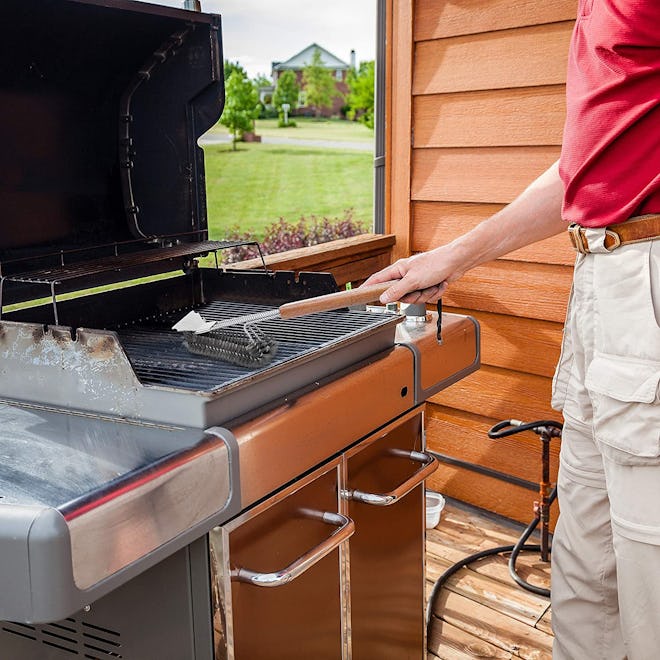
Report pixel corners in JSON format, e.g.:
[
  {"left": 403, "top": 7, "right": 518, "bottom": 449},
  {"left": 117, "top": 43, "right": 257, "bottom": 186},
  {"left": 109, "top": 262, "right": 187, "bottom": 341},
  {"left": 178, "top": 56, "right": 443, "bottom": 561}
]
[{"left": 362, "top": 246, "right": 464, "bottom": 304}]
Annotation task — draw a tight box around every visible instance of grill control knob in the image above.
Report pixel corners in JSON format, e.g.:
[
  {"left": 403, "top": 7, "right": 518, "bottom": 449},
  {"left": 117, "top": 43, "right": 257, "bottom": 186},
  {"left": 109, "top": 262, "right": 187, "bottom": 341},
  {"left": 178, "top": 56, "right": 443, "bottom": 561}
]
[{"left": 401, "top": 303, "right": 429, "bottom": 324}]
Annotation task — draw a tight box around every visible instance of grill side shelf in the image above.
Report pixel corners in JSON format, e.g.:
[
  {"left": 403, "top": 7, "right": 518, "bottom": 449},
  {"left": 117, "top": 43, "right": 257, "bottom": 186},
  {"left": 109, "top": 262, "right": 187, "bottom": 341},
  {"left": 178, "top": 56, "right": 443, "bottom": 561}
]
[{"left": 0, "top": 406, "right": 240, "bottom": 624}]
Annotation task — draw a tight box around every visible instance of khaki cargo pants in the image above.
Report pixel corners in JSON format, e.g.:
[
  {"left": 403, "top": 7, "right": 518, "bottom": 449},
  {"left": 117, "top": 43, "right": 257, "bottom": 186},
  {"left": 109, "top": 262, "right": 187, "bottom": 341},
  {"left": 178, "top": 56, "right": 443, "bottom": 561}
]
[{"left": 551, "top": 232, "right": 660, "bottom": 659}]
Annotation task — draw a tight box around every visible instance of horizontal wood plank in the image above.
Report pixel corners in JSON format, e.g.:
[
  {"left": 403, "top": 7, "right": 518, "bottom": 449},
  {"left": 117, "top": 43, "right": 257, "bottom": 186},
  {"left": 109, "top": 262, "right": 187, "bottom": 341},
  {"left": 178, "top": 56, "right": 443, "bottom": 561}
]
[
  {"left": 425, "top": 502, "right": 554, "bottom": 658},
  {"left": 411, "top": 146, "right": 561, "bottom": 204},
  {"left": 430, "top": 364, "right": 557, "bottom": 420},
  {"left": 429, "top": 592, "right": 553, "bottom": 660},
  {"left": 225, "top": 234, "right": 394, "bottom": 287},
  {"left": 413, "top": 86, "right": 566, "bottom": 148},
  {"left": 414, "top": 0, "right": 575, "bottom": 41},
  {"left": 414, "top": 22, "right": 573, "bottom": 95},
  {"left": 440, "top": 562, "right": 550, "bottom": 626},
  {"left": 426, "top": 405, "right": 560, "bottom": 483},
  {"left": 412, "top": 202, "right": 575, "bottom": 266},
  {"left": 442, "top": 260, "right": 572, "bottom": 322},
  {"left": 446, "top": 307, "right": 565, "bottom": 377},
  {"left": 431, "top": 500, "right": 528, "bottom": 548},
  {"left": 428, "top": 618, "right": 513, "bottom": 659},
  {"left": 226, "top": 233, "right": 395, "bottom": 272},
  {"left": 427, "top": 533, "right": 552, "bottom": 593}
]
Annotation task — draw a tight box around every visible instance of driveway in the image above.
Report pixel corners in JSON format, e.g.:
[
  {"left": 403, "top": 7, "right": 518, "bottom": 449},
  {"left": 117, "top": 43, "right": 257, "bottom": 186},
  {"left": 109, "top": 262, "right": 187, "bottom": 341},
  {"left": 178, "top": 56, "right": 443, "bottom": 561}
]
[{"left": 199, "top": 133, "right": 373, "bottom": 152}]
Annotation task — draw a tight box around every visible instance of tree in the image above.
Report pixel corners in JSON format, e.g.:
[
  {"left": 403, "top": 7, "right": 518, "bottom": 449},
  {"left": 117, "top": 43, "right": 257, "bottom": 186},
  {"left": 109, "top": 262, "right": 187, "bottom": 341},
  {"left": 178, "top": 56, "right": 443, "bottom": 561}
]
[
  {"left": 252, "top": 74, "right": 272, "bottom": 89},
  {"left": 220, "top": 70, "right": 260, "bottom": 150},
  {"left": 273, "top": 70, "right": 300, "bottom": 121},
  {"left": 302, "top": 48, "right": 338, "bottom": 118},
  {"left": 224, "top": 60, "right": 246, "bottom": 82},
  {"left": 346, "top": 60, "right": 375, "bottom": 129}
]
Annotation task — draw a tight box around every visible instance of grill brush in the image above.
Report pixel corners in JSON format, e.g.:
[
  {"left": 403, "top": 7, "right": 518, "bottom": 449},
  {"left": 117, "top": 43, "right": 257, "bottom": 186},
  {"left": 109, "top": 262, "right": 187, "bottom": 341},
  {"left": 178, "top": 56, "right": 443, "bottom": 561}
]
[
  {"left": 182, "top": 323, "right": 278, "bottom": 368},
  {"left": 175, "top": 280, "right": 396, "bottom": 368}
]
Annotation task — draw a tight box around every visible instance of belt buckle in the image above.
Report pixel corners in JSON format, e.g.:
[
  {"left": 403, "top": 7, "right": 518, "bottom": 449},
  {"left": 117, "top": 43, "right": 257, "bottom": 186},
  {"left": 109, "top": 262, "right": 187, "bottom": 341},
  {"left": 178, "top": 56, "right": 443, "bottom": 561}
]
[{"left": 568, "top": 223, "right": 589, "bottom": 254}]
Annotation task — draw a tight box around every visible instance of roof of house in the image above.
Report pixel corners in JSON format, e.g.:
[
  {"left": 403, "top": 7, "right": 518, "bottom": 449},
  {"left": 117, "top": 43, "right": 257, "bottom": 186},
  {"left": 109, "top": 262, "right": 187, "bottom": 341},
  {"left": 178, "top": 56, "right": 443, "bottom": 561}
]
[{"left": 272, "top": 43, "right": 349, "bottom": 72}]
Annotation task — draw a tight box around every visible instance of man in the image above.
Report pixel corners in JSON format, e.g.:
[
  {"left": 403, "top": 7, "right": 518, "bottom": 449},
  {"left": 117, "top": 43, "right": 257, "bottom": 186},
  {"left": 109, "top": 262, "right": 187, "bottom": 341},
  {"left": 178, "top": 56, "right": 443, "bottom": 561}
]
[{"left": 364, "top": 1, "right": 660, "bottom": 657}]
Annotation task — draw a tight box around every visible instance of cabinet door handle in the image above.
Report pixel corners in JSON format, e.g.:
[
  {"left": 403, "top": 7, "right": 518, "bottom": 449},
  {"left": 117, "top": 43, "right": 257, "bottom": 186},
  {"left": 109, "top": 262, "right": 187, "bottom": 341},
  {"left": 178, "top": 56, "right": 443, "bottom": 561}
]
[
  {"left": 230, "top": 511, "right": 354, "bottom": 588},
  {"left": 343, "top": 450, "right": 438, "bottom": 506}
]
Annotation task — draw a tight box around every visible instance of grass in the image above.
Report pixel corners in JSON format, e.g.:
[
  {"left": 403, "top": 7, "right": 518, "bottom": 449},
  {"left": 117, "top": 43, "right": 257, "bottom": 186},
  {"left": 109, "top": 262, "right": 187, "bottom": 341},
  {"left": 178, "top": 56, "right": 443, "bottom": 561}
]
[
  {"left": 208, "top": 116, "right": 374, "bottom": 143},
  {"left": 204, "top": 142, "right": 374, "bottom": 238}
]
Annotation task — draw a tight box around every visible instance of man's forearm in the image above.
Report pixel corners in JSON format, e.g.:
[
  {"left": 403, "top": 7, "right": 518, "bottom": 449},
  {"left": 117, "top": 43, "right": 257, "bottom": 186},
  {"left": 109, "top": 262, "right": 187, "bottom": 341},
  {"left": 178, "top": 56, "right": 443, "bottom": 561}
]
[
  {"left": 446, "top": 160, "right": 566, "bottom": 273},
  {"left": 364, "top": 160, "right": 568, "bottom": 304}
]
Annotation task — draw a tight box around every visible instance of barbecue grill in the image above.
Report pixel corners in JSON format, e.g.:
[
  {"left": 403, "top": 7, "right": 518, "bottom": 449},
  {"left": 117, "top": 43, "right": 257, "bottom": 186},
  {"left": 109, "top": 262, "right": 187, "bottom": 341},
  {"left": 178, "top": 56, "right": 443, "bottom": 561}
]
[{"left": 0, "top": 1, "right": 480, "bottom": 657}]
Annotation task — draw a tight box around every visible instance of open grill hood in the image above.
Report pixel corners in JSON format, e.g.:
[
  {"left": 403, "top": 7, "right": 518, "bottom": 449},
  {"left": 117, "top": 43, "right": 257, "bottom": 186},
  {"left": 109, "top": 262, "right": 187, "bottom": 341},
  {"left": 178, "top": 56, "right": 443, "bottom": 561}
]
[{"left": 0, "top": 0, "right": 224, "bottom": 304}]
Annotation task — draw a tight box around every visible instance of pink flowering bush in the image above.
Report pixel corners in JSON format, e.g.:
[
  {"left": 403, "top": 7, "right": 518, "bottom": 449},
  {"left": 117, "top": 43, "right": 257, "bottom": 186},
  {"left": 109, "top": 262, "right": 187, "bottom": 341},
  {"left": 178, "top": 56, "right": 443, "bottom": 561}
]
[{"left": 221, "top": 210, "right": 367, "bottom": 264}]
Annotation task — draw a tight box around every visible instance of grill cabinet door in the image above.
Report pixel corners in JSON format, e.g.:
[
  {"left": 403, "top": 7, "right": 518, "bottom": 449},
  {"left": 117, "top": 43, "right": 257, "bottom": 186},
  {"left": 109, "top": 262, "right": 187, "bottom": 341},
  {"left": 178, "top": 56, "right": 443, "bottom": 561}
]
[
  {"left": 344, "top": 410, "right": 430, "bottom": 659},
  {"left": 217, "top": 459, "right": 349, "bottom": 659}
]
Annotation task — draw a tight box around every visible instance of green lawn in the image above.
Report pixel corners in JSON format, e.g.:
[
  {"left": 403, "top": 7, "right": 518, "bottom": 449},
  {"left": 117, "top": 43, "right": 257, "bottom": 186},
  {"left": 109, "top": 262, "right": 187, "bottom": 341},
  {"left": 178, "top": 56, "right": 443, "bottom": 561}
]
[
  {"left": 204, "top": 142, "right": 374, "bottom": 239},
  {"left": 208, "top": 116, "right": 374, "bottom": 143}
]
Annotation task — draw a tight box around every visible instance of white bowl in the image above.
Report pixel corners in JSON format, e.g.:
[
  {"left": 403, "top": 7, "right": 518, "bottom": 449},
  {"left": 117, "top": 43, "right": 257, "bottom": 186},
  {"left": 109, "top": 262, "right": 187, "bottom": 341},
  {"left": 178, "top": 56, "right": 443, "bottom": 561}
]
[{"left": 425, "top": 491, "right": 445, "bottom": 529}]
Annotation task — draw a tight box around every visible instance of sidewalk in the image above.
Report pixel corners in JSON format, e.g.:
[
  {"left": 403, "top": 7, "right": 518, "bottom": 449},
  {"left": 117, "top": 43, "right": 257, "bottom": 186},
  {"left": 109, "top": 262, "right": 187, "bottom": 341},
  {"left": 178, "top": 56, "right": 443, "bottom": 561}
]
[{"left": 199, "top": 132, "right": 373, "bottom": 152}]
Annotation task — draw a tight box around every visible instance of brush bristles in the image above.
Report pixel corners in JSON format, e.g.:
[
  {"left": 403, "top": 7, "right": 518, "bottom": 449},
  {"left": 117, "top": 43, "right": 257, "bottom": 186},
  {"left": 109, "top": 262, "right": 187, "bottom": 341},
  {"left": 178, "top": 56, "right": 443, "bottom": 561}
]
[{"left": 183, "top": 326, "right": 278, "bottom": 368}]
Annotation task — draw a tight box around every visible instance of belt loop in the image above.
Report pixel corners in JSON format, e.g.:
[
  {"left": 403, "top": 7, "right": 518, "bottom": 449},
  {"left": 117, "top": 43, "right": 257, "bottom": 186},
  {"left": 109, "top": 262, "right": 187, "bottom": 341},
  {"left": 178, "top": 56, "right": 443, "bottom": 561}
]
[
  {"left": 568, "top": 223, "right": 589, "bottom": 254},
  {"left": 604, "top": 229, "right": 622, "bottom": 252}
]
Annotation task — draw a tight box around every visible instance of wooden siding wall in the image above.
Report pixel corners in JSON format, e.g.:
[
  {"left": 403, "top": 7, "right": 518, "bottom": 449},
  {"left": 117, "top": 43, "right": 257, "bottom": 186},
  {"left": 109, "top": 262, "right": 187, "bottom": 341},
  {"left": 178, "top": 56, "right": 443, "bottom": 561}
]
[{"left": 387, "top": 0, "right": 577, "bottom": 524}]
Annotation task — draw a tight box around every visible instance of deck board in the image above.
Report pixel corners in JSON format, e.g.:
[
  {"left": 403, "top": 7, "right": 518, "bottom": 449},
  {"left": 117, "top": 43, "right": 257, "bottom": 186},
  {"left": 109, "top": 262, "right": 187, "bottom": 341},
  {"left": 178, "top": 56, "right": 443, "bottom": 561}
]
[{"left": 426, "top": 500, "right": 553, "bottom": 659}]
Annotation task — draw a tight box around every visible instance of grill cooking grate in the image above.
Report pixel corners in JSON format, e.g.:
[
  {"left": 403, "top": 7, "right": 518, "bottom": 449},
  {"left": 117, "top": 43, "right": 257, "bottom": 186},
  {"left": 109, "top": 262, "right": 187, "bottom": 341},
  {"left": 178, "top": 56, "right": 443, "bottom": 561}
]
[{"left": 117, "top": 300, "right": 398, "bottom": 392}]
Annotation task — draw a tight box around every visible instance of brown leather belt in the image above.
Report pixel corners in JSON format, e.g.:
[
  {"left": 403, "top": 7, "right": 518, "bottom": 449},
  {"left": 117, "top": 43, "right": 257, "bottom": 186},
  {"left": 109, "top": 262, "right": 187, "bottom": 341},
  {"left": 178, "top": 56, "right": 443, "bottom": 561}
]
[{"left": 568, "top": 214, "right": 660, "bottom": 253}]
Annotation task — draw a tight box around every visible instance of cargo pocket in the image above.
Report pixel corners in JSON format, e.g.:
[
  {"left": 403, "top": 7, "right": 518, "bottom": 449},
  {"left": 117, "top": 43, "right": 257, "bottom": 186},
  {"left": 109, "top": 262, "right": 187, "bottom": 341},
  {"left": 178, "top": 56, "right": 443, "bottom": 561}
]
[
  {"left": 593, "top": 241, "right": 660, "bottom": 363},
  {"left": 585, "top": 353, "right": 660, "bottom": 458}
]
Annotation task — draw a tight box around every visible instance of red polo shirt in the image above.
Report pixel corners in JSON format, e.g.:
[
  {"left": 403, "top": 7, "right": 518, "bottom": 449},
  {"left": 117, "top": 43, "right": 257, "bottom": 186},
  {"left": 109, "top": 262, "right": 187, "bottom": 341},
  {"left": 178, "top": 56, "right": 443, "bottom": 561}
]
[{"left": 559, "top": 0, "right": 660, "bottom": 228}]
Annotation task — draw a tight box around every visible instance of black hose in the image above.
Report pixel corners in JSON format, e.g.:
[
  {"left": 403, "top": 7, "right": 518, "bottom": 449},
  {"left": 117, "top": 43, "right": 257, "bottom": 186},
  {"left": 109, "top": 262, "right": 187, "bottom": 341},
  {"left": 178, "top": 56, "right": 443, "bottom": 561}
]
[
  {"left": 426, "top": 542, "right": 534, "bottom": 624},
  {"left": 426, "top": 488, "right": 557, "bottom": 632},
  {"left": 427, "top": 419, "right": 561, "bottom": 636},
  {"left": 488, "top": 419, "right": 563, "bottom": 439}
]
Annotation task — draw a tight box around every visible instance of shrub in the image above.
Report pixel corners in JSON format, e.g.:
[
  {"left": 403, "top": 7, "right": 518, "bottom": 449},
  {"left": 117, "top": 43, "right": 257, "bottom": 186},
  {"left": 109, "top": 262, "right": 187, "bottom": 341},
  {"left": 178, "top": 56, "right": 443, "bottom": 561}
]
[
  {"left": 277, "top": 119, "right": 297, "bottom": 128},
  {"left": 220, "top": 210, "right": 366, "bottom": 264},
  {"left": 257, "top": 102, "right": 279, "bottom": 119}
]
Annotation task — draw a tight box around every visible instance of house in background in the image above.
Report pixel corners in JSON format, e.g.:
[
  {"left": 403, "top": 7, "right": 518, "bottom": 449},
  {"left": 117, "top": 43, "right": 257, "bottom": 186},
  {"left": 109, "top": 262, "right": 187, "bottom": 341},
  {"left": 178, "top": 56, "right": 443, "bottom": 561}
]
[{"left": 271, "top": 43, "right": 355, "bottom": 117}]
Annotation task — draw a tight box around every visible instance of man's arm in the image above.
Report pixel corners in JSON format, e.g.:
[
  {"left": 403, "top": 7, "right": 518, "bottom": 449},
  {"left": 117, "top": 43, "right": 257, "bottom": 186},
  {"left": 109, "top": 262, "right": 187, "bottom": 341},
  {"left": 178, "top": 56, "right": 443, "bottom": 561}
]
[{"left": 365, "top": 160, "right": 567, "bottom": 304}]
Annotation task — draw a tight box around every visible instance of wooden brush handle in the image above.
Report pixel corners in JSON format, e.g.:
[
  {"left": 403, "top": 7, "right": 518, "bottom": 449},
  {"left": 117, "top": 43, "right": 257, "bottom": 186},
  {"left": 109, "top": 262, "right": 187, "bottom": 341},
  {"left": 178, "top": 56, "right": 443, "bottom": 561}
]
[{"left": 279, "top": 281, "right": 398, "bottom": 320}]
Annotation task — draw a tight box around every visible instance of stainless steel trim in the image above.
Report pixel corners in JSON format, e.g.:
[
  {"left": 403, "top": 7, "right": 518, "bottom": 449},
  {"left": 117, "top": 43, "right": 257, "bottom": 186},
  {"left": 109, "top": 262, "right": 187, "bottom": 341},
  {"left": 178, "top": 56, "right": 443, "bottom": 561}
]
[
  {"left": 342, "top": 450, "right": 437, "bottom": 506},
  {"left": 230, "top": 512, "right": 354, "bottom": 588},
  {"left": 68, "top": 437, "right": 231, "bottom": 590}
]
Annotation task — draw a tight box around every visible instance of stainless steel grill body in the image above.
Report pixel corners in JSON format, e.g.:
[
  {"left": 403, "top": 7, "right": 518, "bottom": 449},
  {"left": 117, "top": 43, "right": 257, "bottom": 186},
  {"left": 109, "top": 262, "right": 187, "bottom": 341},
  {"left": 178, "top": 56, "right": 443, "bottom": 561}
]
[{"left": 0, "top": 275, "right": 401, "bottom": 428}]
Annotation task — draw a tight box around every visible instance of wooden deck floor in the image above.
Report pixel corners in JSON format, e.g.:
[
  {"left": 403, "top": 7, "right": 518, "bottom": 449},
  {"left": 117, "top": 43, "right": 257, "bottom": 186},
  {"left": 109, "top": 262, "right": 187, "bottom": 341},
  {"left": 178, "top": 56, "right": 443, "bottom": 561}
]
[{"left": 426, "top": 500, "right": 553, "bottom": 660}]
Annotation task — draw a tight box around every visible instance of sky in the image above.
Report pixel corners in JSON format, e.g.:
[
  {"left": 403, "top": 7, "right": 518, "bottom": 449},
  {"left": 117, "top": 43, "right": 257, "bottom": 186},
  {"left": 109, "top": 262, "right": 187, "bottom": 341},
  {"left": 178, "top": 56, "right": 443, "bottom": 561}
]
[{"left": 134, "top": 0, "right": 377, "bottom": 79}]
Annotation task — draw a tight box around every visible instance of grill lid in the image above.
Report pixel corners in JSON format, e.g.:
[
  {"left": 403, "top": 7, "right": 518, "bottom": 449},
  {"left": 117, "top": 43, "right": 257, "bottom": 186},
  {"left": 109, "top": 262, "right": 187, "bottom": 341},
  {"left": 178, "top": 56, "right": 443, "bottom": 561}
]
[{"left": 0, "top": 0, "right": 224, "bottom": 301}]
